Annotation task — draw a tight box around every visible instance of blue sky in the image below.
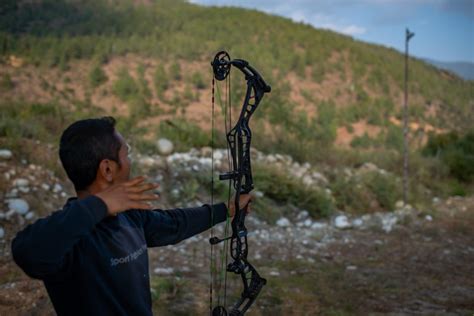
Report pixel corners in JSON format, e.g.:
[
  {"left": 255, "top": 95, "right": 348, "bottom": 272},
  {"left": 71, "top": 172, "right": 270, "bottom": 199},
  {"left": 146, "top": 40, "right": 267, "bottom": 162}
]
[{"left": 189, "top": 0, "right": 474, "bottom": 63}]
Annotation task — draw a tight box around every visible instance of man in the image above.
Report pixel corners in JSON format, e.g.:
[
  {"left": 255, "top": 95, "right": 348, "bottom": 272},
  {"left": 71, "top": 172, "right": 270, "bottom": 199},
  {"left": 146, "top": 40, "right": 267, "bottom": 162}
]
[{"left": 12, "top": 117, "right": 250, "bottom": 315}]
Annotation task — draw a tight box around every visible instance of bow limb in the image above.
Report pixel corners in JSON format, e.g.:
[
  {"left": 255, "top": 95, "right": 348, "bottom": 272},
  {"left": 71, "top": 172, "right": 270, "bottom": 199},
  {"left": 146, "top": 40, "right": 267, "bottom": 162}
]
[{"left": 210, "top": 50, "right": 270, "bottom": 316}]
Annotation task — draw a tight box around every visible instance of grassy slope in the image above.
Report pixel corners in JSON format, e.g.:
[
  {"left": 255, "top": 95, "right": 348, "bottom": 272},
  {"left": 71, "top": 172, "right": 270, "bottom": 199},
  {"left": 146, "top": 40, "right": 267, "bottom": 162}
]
[{"left": 0, "top": 0, "right": 473, "bottom": 201}]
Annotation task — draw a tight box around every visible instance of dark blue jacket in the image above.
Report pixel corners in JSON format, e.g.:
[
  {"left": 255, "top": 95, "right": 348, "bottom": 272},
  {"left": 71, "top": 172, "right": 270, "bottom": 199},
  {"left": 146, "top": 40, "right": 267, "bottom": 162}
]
[{"left": 12, "top": 195, "right": 227, "bottom": 315}]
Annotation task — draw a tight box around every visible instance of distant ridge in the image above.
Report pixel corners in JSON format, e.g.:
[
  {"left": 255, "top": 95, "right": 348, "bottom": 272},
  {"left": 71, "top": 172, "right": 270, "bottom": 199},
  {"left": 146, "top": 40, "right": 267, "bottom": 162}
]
[{"left": 424, "top": 58, "right": 474, "bottom": 81}]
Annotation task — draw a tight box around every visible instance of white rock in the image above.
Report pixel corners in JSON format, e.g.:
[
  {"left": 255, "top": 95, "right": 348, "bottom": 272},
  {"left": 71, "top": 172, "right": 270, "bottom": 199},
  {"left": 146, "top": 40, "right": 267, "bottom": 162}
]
[
  {"left": 276, "top": 217, "right": 291, "bottom": 227},
  {"left": 254, "top": 191, "right": 264, "bottom": 198},
  {"left": 432, "top": 197, "right": 440, "bottom": 204},
  {"left": 4, "top": 172, "right": 10, "bottom": 181},
  {"left": 19, "top": 186, "right": 30, "bottom": 193},
  {"left": 334, "top": 215, "right": 351, "bottom": 229},
  {"left": 0, "top": 226, "right": 4, "bottom": 239},
  {"left": 395, "top": 200, "right": 404, "bottom": 209},
  {"left": 266, "top": 155, "right": 276, "bottom": 163},
  {"left": 359, "top": 162, "right": 378, "bottom": 172},
  {"left": 302, "top": 175, "right": 314, "bottom": 186},
  {"left": 213, "top": 150, "right": 224, "bottom": 161},
  {"left": 0, "top": 149, "right": 12, "bottom": 160},
  {"left": 425, "top": 215, "right": 433, "bottom": 221},
  {"left": 304, "top": 219, "right": 312, "bottom": 227},
  {"left": 41, "top": 184, "right": 51, "bottom": 191},
  {"left": 297, "top": 210, "right": 309, "bottom": 220},
  {"left": 346, "top": 265, "right": 357, "bottom": 271},
  {"left": 381, "top": 214, "right": 397, "bottom": 233},
  {"left": 13, "top": 178, "right": 29, "bottom": 187},
  {"left": 6, "top": 189, "right": 18, "bottom": 198},
  {"left": 53, "top": 183, "right": 63, "bottom": 193},
  {"left": 156, "top": 138, "right": 174, "bottom": 155},
  {"left": 7, "top": 198, "right": 29, "bottom": 215},
  {"left": 311, "top": 222, "right": 327, "bottom": 230},
  {"left": 312, "top": 172, "right": 328, "bottom": 184},
  {"left": 153, "top": 267, "right": 174, "bottom": 275},
  {"left": 352, "top": 218, "right": 364, "bottom": 227},
  {"left": 25, "top": 212, "right": 35, "bottom": 220},
  {"left": 269, "top": 270, "right": 280, "bottom": 276},
  {"left": 138, "top": 156, "right": 156, "bottom": 167}
]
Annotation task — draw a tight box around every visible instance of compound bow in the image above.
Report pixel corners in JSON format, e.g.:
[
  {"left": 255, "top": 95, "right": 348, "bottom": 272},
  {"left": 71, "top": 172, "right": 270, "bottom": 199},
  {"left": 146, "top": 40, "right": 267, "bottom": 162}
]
[{"left": 209, "top": 51, "right": 271, "bottom": 316}]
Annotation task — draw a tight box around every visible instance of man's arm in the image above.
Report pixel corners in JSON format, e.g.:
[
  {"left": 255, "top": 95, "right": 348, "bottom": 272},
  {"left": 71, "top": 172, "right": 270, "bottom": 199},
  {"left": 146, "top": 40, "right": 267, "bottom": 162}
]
[
  {"left": 11, "top": 195, "right": 108, "bottom": 281},
  {"left": 140, "top": 203, "right": 228, "bottom": 247}
]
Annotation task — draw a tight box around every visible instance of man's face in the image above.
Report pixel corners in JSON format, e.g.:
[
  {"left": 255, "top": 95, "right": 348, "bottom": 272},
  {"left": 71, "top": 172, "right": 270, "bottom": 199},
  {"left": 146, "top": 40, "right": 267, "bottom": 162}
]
[{"left": 113, "top": 131, "right": 132, "bottom": 183}]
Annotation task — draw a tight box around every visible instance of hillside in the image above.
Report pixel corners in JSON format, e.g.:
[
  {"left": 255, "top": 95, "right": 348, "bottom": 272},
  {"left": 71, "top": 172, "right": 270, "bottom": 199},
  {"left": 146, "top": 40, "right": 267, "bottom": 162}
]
[{"left": 0, "top": 0, "right": 473, "bottom": 199}]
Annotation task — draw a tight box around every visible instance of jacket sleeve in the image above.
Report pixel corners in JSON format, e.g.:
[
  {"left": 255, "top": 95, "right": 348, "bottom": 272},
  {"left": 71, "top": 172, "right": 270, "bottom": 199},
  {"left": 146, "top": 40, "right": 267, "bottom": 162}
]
[
  {"left": 11, "top": 195, "right": 108, "bottom": 281},
  {"left": 141, "top": 203, "right": 228, "bottom": 247}
]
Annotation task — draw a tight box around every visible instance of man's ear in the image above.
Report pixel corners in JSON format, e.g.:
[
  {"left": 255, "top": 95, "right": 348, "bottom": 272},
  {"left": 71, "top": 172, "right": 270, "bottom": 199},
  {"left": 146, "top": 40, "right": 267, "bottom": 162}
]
[{"left": 97, "top": 159, "right": 118, "bottom": 183}]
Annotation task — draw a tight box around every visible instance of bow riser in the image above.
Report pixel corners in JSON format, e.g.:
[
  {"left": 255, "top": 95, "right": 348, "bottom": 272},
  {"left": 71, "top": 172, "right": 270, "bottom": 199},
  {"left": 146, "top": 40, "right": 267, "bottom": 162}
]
[{"left": 211, "top": 50, "right": 270, "bottom": 316}]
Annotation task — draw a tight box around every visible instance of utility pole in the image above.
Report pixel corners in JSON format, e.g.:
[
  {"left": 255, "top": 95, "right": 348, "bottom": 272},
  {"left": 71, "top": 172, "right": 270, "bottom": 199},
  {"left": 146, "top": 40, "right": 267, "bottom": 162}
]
[{"left": 403, "top": 28, "right": 414, "bottom": 206}]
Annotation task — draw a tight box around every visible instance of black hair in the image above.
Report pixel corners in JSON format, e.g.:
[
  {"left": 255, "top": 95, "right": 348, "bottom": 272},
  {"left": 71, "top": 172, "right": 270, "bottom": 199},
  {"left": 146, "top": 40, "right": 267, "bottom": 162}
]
[{"left": 59, "top": 116, "right": 122, "bottom": 191}]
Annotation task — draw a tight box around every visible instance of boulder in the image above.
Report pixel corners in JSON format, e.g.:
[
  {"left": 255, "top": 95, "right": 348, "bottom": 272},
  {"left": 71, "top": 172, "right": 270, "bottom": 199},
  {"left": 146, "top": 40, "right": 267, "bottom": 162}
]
[
  {"left": 156, "top": 138, "right": 174, "bottom": 155},
  {"left": 7, "top": 198, "right": 29, "bottom": 215},
  {"left": 334, "top": 215, "right": 351, "bottom": 229},
  {"left": 0, "top": 149, "right": 12, "bottom": 160}
]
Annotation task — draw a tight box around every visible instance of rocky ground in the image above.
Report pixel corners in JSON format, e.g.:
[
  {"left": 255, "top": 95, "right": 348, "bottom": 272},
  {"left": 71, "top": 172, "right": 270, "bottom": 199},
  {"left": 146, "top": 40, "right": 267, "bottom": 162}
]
[{"left": 0, "top": 147, "right": 473, "bottom": 315}]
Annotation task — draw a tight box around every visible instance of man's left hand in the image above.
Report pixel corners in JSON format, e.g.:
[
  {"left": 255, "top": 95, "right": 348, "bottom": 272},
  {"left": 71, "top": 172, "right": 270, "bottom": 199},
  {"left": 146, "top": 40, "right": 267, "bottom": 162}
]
[{"left": 228, "top": 193, "right": 252, "bottom": 218}]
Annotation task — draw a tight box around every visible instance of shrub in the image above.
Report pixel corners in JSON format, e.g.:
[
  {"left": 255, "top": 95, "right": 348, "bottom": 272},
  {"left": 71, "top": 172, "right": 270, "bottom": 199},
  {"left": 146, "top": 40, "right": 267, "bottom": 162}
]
[
  {"left": 170, "top": 62, "right": 181, "bottom": 81},
  {"left": 423, "top": 131, "right": 474, "bottom": 182},
  {"left": 112, "top": 68, "right": 139, "bottom": 101},
  {"left": 331, "top": 170, "right": 400, "bottom": 213},
  {"left": 153, "top": 64, "right": 168, "bottom": 99},
  {"left": 88, "top": 64, "right": 107, "bottom": 88},
  {"left": 350, "top": 132, "right": 372, "bottom": 148},
  {"left": 157, "top": 119, "right": 210, "bottom": 151},
  {"left": 190, "top": 71, "right": 206, "bottom": 89},
  {"left": 254, "top": 163, "right": 334, "bottom": 218}
]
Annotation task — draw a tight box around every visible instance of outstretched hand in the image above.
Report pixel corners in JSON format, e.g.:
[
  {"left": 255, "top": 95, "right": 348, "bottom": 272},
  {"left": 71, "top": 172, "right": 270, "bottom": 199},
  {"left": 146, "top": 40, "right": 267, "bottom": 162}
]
[
  {"left": 95, "top": 176, "right": 160, "bottom": 216},
  {"left": 228, "top": 193, "right": 252, "bottom": 218}
]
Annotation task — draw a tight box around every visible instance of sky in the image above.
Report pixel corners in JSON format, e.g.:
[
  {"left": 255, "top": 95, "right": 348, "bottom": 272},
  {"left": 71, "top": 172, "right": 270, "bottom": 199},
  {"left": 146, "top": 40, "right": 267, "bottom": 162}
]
[{"left": 189, "top": 0, "right": 474, "bottom": 63}]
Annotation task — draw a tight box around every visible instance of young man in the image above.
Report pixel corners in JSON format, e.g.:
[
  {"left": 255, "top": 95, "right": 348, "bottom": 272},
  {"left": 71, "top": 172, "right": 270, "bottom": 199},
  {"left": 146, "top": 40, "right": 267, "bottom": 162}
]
[{"left": 12, "top": 117, "right": 250, "bottom": 315}]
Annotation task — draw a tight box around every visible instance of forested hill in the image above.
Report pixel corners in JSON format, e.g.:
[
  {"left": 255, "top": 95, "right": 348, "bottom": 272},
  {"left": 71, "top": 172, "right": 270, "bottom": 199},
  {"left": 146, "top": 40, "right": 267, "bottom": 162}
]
[{"left": 0, "top": 0, "right": 472, "bottom": 165}]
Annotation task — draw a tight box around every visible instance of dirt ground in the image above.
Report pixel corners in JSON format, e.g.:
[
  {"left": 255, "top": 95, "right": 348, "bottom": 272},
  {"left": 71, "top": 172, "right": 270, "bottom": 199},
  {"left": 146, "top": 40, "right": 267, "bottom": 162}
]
[{"left": 0, "top": 198, "right": 473, "bottom": 316}]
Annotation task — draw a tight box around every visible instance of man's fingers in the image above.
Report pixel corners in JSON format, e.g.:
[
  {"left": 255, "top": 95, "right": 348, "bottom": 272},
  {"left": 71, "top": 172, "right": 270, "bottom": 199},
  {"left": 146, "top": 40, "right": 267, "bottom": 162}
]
[
  {"left": 124, "top": 176, "right": 146, "bottom": 187},
  {"left": 128, "top": 193, "right": 160, "bottom": 201},
  {"left": 126, "top": 183, "right": 159, "bottom": 193}
]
